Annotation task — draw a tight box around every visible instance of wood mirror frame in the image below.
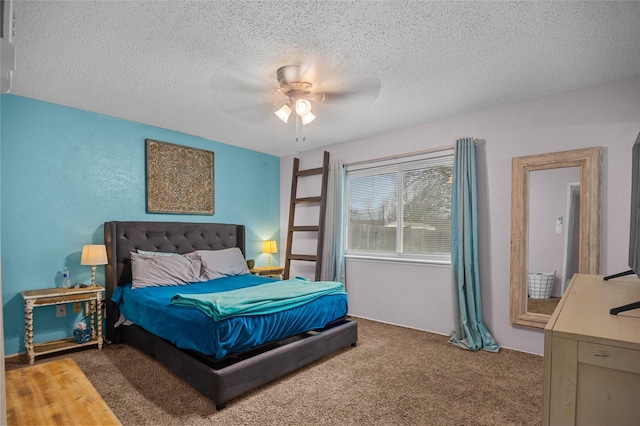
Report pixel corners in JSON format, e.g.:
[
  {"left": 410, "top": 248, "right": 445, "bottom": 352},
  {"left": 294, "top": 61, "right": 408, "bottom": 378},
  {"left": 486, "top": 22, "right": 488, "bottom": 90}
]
[{"left": 510, "top": 147, "right": 602, "bottom": 329}]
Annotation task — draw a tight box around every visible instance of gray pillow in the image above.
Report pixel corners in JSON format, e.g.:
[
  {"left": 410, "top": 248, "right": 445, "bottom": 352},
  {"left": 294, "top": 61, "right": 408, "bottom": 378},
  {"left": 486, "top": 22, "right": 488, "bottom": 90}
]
[
  {"left": 131, "top": 252, "right": 202, "bottom": 289},
  {"left": 184, "top": 251, "right": 208, "bottom": 281},
  {"left": 196, "top": 247, "right": 250, "bottom": 280}
]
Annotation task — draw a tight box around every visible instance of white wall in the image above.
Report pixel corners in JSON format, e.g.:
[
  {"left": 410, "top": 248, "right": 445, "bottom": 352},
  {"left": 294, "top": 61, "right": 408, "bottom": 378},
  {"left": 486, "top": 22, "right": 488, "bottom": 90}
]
[{"left": 280, "top": 76, "right": 640, "bottom": 354}]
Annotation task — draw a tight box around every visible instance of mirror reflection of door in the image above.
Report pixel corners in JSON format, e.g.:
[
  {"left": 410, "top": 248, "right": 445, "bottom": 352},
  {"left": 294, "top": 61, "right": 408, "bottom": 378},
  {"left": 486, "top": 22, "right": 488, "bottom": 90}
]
[
  {"left": 527, "top": 167, "right": 581, "bottom": 315},
  {"left": 562, "top": 182, "right": 580, "bottom": 294}
]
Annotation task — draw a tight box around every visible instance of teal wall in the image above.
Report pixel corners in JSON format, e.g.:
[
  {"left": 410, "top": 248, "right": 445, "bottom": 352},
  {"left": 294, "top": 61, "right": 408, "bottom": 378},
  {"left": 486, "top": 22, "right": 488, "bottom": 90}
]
[{"left": 0, "top": 95, "right": 280, "bottom": 355}]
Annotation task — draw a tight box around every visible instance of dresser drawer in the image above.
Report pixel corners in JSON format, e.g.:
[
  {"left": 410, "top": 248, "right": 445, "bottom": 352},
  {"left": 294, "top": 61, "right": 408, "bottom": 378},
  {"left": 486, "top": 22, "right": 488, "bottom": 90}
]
[{"left": 578, "top": 341, "right": 640, "bottom": 374}]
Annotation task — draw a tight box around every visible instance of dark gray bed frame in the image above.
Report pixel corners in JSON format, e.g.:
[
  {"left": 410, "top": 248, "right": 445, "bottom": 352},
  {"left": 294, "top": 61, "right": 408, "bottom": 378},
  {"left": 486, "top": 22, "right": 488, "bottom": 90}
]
[{"left": 103, "top": 221, "right": 358, "bottom": 410}]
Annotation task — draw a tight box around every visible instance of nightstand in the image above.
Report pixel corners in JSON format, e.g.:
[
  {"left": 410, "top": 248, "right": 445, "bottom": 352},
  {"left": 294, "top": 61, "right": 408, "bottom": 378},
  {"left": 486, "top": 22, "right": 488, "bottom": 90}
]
[
  {"left": 250, "top": 266, "right": 284, "bottom": 279},
  {"left": 21, "top": 285, "right": 104, "bottom": 365}
]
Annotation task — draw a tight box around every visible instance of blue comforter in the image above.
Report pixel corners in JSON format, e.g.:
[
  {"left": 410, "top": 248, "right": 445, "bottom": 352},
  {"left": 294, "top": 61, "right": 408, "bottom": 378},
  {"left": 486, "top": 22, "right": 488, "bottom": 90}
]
[{"left": 111, "top": 274, "right": 348, "bottom": 358}]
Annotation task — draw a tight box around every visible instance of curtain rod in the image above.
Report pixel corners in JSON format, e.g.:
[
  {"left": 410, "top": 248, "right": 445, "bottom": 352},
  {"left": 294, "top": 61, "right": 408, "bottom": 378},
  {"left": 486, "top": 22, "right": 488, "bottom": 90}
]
[{"left": 346, "top": 138, "right": 479, "bottom": 168}]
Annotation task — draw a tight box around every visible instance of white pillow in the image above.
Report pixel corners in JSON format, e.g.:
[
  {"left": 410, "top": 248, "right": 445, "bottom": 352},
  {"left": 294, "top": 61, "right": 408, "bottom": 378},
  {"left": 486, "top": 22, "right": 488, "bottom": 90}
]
[
  {"left": 196, "top": 248, "right": 250, "bottom": 280},
  {"left": 131, "top": 252, "right": 202, "bottom": 289}
]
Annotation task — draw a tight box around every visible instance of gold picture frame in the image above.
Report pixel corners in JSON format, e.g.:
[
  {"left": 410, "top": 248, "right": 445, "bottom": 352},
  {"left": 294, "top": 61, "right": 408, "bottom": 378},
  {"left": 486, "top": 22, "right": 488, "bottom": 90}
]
[{"left": 146, "top": 139, "right": 214, "bottom": 215}]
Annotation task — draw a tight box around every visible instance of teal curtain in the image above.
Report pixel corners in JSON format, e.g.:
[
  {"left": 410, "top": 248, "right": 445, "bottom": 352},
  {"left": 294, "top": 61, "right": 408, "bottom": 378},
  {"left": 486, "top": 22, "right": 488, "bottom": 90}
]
[
  {"left": 320, "top": 161, "right": 346, "bottom": 284},
  {"left": 449, "top": 138, "right": 499, "bottom": 352}
]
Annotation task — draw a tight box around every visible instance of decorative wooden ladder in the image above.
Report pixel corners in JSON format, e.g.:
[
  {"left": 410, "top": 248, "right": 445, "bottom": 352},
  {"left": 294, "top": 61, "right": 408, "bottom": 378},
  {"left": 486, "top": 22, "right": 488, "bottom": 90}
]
[{"left": 284, "top": 151, "right": 330, "bottom": 281}]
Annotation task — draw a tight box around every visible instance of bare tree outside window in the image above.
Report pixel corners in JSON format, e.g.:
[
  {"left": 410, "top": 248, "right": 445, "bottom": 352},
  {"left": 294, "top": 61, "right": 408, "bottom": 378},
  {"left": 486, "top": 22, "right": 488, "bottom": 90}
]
[
  {"left": 346, "top": 155, "right": 453, "bottom": 262},
  {"left": 402, "top": 165, "right": 452, "bottom": 254}
]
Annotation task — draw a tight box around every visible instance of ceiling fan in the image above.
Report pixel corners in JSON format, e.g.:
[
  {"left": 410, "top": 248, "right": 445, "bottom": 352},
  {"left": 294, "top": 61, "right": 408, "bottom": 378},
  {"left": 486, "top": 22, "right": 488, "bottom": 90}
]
[
  {"left": 223, "top": 63, "right": 380, "bottom": 142},
  {"left": 272, "top": 65, "right": 324, "bottom": 127},
  {"left": 267, "top": 64, "right": 380, "bottom": 141}
]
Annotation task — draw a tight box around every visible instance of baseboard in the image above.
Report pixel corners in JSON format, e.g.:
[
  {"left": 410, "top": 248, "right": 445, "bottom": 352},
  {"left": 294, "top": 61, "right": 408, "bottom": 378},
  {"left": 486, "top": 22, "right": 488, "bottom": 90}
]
[{"left": 348, "top": 314, "right": 451, "bottom": 337}]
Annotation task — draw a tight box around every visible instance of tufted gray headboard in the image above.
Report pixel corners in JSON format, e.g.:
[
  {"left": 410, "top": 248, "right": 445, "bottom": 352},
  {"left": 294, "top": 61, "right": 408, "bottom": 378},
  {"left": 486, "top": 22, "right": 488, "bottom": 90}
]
[{"left": 103, "top": 221, "right": 245, "bottom": 342}]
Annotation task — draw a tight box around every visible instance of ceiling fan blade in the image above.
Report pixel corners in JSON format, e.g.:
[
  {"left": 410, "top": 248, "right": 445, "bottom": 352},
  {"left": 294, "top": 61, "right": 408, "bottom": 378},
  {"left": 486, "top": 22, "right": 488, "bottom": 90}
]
[
  {"left": 212, "top": 65, "right": 275, "bottom": 96},
  {"left": 222, "top": 102, "right": 276, "bottom": 123},
  {"left": 313, "top": 70, "right": 381, "bottom": 106},
  {"left": 320, "top": 85, "right": 381, "bottom": 106},
  {"left": 305, "top": 92, "right": 325, "bottom": 103},
  {"left": 268, "top": 88, "right": 290, "bottom": 105}
]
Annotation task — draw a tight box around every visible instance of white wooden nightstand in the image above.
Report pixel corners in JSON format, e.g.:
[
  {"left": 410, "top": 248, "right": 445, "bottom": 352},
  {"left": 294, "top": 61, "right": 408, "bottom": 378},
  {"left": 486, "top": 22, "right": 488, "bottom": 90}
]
[{"left": 21, "top": 285, "right": 104, "bottom": 365}]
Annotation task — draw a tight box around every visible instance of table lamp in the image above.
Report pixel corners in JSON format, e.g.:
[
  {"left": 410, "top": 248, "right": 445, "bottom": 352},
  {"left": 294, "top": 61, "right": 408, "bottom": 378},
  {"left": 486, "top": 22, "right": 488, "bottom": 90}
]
[
  {"left": 81, "top": 244, "right": 108, "bottom": 286},
  {"left": 263, "top": 240, "right": 277, "bottom": 267}
]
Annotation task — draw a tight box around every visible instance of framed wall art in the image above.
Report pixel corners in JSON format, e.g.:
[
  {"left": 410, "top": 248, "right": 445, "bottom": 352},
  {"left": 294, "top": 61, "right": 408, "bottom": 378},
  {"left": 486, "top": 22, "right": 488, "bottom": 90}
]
[{"left": 146, "top": 139, "right": 215, "bottom": 215}]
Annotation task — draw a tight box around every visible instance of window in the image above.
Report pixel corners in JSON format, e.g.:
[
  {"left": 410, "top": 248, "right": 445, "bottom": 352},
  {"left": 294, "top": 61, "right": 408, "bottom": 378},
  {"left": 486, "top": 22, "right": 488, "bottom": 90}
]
[{"left": 346, "top": 153, "right": 453, "bottom": 263}]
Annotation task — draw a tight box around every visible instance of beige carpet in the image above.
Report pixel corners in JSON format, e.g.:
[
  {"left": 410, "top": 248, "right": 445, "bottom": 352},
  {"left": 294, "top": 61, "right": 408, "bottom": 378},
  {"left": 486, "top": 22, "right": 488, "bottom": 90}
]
[{"left": 6, "top": 318, "right": 543, "bottom": 425}]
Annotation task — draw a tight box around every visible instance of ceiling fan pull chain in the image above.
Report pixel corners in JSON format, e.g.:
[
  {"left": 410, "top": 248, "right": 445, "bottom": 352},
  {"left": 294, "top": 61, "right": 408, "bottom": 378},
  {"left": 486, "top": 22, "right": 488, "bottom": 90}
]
[
  {"left": 302, "top": 122, "right": 306, "bottom": 142},
  {"left": 295, "top": 114, "right": 299, "bottom": 142}
]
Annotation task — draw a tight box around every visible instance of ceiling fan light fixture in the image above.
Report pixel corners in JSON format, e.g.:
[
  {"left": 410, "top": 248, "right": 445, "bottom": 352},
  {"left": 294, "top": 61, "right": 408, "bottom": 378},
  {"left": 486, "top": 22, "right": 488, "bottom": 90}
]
[
  {"left": 295, "top": 99, "right": 312, "bottom": 117},
  {"left": 274, "top": 104, "right": 292, "bottom": 123},
  {"left": 301, "top": 111, "right": 316, "bottom": 125}
]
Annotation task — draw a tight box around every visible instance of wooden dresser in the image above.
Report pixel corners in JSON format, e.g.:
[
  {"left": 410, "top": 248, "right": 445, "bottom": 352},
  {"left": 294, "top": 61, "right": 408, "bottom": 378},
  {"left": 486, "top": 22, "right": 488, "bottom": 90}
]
[{"left": 543, "top": 273, "right": 640, "bottom": 425}]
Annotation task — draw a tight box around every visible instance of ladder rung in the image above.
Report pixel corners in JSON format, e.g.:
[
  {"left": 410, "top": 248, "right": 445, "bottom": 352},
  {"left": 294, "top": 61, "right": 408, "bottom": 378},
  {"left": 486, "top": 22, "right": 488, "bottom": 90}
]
[
  {"left": 288, "top": 254, "right": 317, "bottom": 262},
  {"left": 291, "top": 226, "right": 319, "bottom": 232},
  {"left": 296, "top": 167, "right": 323, "bottom": 177},
  {"left": 294, "top": 197, "right": 322, "bottom": 204}
]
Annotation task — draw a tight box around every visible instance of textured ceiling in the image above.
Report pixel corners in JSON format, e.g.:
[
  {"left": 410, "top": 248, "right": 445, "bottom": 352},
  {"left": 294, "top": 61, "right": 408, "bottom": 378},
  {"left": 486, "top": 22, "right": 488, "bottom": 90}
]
[{"left": 8, "top": 1, "right": 640, "bottom": 156}]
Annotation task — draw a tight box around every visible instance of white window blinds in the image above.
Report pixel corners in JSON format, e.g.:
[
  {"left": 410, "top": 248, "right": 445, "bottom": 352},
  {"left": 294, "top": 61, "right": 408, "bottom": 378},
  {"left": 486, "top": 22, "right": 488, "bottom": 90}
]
[{"left": 346, "top": 154, "right": 453, "bottom": 263}]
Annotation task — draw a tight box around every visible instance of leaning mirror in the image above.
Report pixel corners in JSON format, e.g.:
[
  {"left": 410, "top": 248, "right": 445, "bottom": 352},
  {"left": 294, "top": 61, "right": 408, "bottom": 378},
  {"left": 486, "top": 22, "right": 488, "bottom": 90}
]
[{"left": 510, "top": 147, "right": 602, "bottom": 329}]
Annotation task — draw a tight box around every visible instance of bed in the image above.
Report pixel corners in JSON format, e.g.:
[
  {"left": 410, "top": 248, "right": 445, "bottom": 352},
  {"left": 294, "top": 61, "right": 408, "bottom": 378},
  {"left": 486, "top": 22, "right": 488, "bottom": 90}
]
[{"left": 104, "top": 221, "right": 358, "bottom": 410}]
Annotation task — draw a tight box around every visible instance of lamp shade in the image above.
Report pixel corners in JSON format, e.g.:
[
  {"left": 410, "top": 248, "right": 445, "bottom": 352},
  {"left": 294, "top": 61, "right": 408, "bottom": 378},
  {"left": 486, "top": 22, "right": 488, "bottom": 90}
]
[
  {"left": 274, "top": 104, "right": 292, "bottom": 123},
  {"left": 81, "top": 245, "right": 108, "bottom": 266},
  {"left": 263, "top": 240, "right": 278, "bottom": 254},
  {"left": 301, "top": 111, "right": 316, "bottom": 125}
]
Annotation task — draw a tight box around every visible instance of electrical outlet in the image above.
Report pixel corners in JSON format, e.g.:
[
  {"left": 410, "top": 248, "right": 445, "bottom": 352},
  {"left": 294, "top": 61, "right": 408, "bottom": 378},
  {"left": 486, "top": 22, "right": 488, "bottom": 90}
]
[
  {"left": 73, "top": 302, "right": 82, "bottom": 314},
  {"left": 56, "top": 304, "right": 66, "bottom": 317}
]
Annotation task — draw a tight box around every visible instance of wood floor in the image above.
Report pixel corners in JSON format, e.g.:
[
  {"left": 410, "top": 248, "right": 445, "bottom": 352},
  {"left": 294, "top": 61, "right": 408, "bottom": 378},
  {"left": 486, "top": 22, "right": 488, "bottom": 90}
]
[{"left": 6, "top": 357, "right": 121, "bottom": 425}]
